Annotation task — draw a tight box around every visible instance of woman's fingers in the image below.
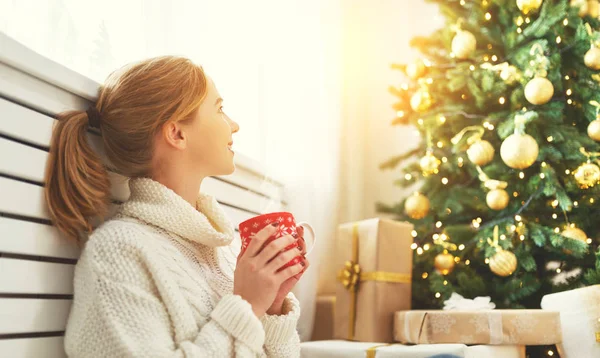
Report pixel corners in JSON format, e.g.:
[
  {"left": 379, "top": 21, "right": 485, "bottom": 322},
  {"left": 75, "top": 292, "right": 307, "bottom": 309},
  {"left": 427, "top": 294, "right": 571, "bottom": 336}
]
[
  {"left": 255, "top": 234, "right": 297, "bottom": 266},
  {"left": 265, "top": 246, "right": 302, "bottom": 273},
  {"left": 276, "top": 260, "right": 305, "bottom": 282},
  {"left": 295, "top": 257, "right": 310, "bottom": 278},
  {"left": 245, "top": 222, "right": 280, "bottom": 258}
]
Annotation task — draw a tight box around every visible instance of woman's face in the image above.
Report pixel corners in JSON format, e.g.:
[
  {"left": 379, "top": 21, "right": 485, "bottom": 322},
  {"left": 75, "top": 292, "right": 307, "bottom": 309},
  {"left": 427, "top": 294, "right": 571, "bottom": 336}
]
[{"left": 182, "top": 76, "right": 240, "bottom": 177}]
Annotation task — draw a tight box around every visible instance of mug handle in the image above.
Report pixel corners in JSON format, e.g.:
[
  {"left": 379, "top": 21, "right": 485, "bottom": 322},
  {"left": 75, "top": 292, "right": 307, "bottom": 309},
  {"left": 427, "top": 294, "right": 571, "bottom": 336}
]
[{"left": 297, "top": 222, "right": 316, "bottom": 256}]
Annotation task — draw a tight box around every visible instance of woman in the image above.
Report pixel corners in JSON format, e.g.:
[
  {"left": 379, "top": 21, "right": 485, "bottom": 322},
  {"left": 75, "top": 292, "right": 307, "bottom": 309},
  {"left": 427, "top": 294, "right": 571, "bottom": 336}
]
[{"left": 45, "top": 56, "right": 309, "bottom": 357}]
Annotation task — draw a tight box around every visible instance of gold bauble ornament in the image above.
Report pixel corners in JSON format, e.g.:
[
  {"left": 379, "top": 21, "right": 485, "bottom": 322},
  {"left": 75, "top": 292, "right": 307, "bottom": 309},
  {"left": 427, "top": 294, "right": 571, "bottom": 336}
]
[
  {"left": 562, "top": 227, "right": 588, "bottom": 243},
  {"left": 434, "top": 251, "right": 455, "bottom": 275},
  {"left": 487, "top": 189, "right": 510, "bottom": 211},
  {"left": 571, "top": 0, "right": 589, "bottom": 16},
  {"left": 573, "top": 162, "right": 600, "bottom": 188},
  {"left": 562, "top": 227, "right": 589, "bottom": 254},
  {"left": 489, "top": 250, "right": 518, "bottom": 277},
  {"left": 525, "top": 77, "right": 555, "bottom": 105},
  {"left": 406, "top": 59, "right": 427, "bottom": 80},
  {"left": 420, "top": 151, "right": 441, "bottom": 176},
  {"left": 405, "top": 192, "right": 430, "bottom": 219},
  {"left": 500, "top": 133, "right": 539, "bottom": 169},
  {"left": 588, "top": 119, "right": 600, "bottom": 141},
  {"left": 517, "top": 0, "right": 543, "bottom": 14},
  {"left": 410, "top": 88, "right": 433, "bottom": 112},
  {"left": 589, "top": 0, "right": 600, "bottom": 18},
  {"left": 585, "top": 47, "right": 600, "bottom": 70},
  {"left": 467, "top": 139, "right": 495, "bottom": 166},
  {"left": 451, "top": 30, "right": 477, "bottom": 59}
]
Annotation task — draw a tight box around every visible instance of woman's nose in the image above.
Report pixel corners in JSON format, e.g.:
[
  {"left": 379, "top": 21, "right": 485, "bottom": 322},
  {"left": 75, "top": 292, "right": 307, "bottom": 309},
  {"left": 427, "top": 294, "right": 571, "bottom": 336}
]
[{"left": 229, "top": 118, "right": 240, "bottom": 133}]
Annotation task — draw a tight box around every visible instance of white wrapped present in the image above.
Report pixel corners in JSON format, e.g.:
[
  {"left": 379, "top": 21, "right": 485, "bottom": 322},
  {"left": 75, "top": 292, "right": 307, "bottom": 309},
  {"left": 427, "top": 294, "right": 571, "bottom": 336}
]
[
  {"left": 541, "top": 285, "right": 600, "bottom": 358},
  {"left": 300, "top": 340, "right": 525, "bottom": 358}
]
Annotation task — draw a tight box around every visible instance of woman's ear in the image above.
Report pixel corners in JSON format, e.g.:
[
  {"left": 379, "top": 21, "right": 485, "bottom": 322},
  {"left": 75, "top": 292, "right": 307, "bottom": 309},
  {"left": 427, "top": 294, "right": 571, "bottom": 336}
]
[{"left": 162, "top": 121, "right": 187, "bottom": 150}]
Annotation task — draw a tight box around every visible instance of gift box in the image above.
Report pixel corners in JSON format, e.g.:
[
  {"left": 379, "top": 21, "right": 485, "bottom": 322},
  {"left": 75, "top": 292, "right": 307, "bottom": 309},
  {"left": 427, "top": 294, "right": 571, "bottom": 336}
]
[
  {"left": 312, "top": 295, "right": 336, "bottom": 341},
  {"left": 541, "top": 285, "right": 600, "bottom": 358},
  {"left": 333, "top": 218, "right": 413, "bottom": 343},
  {"left": 394, "top": 310, "right": 562, "bottom": 345},
  {"left": 300, "top": 340, "right": 525, "bottom": 358}
]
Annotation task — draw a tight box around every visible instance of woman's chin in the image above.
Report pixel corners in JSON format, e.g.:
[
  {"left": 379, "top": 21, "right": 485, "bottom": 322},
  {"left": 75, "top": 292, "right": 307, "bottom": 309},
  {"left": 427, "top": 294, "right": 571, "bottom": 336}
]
[{"left": 224, "top": 162, "right": 236, "bottom": 175}]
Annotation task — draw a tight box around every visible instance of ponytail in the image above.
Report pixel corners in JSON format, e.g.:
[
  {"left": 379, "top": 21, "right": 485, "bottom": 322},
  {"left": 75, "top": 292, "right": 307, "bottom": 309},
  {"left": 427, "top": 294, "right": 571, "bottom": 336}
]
[{"left": 45, "top": 110, "right": 111, "bottom": 241}]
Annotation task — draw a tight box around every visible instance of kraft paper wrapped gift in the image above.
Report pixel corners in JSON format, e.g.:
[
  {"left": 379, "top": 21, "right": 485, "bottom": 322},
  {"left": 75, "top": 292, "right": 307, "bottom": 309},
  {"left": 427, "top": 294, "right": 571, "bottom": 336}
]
[
  {"left": 333, "top": 218, "right": 413, "bottom": 343},
  {"left": 300, "top": 340, "right": 526, "bottom": 358},
  {"left": 394, "top": 310, "right": 562, "bottom": 345},
  {"left": 541, "top": 285, "right": 600, "bottom": 358},
  {"left": 311, "top": 295, "right": 336, "bottom": 341}
]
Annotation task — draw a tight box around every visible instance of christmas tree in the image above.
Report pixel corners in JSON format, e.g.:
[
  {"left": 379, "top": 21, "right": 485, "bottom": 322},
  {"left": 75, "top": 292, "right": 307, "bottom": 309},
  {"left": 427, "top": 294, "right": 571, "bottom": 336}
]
[{"left": 379, "top": 0, "right": 600, "bottom": 312}]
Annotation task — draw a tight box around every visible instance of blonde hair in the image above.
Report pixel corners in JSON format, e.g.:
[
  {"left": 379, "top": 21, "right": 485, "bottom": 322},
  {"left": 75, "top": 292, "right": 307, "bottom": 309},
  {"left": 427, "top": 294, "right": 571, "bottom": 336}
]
[{"left": 45, "top": 56, "right": 208, "bottom": 241}]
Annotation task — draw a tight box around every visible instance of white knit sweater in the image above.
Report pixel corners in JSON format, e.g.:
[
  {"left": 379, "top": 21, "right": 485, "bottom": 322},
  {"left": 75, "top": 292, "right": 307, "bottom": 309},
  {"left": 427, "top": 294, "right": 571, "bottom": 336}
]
[{"left": 64, "top": 178, "right": 301, "bottom": 357}]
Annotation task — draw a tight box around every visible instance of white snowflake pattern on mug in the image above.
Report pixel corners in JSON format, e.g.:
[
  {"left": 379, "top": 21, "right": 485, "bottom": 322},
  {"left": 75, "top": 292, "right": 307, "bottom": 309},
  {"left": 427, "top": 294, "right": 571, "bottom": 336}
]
[
  {"left": 279, "top": 225, "right": 292, "bottom": 235},
  {"left": 252, "top": 222, "right": 260, "bottom": 228},
  {"left": 264, "top": 218, "right": 273, "bottom": 225}
]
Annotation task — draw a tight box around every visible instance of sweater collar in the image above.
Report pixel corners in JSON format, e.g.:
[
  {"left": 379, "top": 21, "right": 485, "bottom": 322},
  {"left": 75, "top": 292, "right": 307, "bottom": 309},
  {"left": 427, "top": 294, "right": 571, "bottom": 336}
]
[{"left": 118, "top": 178, "right": 234, "bottom": 247}]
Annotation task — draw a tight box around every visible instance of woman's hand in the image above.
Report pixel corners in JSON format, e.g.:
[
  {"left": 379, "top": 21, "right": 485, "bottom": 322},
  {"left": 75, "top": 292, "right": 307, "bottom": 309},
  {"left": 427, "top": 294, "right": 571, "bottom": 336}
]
[
  {"left": 266, "top": 225, "right": 310, "bottom": 315},
  {"left": 233, "top": 222, "right": 305, "bottom": 318}
]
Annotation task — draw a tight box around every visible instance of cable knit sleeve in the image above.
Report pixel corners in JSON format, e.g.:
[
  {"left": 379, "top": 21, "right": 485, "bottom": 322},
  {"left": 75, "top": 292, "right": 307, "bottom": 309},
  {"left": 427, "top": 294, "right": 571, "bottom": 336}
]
[
  {"left": 64, "top": 229, "right": 266, "bottom": 358},
  {"left": 260, "top": 292, "right": 301, "bottom": 358}
]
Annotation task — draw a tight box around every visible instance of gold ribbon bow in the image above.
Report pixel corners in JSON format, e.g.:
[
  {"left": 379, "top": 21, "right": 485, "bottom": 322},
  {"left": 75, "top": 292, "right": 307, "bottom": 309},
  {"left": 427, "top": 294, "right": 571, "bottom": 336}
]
[
  {"left": 336, "top": 222, "right": 412, "bottom": 340},
  {"left": 339, "top": 260, "right": 361, "bottom": 291}
]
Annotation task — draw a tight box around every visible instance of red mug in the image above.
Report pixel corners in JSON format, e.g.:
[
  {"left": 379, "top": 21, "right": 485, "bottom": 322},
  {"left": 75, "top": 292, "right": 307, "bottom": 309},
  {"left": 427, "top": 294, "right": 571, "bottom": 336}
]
[{"left": 238, "top": 212, "right": 316, "bottom": 268}]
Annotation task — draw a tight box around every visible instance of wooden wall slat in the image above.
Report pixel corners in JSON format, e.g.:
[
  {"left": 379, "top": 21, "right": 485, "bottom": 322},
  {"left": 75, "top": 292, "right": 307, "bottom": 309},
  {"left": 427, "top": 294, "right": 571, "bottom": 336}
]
[
  {"left": 0, "top": 299, "right": 71, "bottom": 334},
  {"left": 0, "top": 136, "right": 47, "bottom": 183},
  {"left": 0, "top": 217, "right": 80, "bottom": 259},
  {"left": 0, "top": 97, "right": 54, "bottom": 148},
  {"left": 0, "top": 177, "right": 47, "bottom": 221},
  {"left": 0, "top": 259, "right": 74, "bottom": 295},
  {"left": 0, "top": 337, "right": 66, "bottom": 358},
  {"left": 0, "top": 62, "right": 88, "bottom": 117}
]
